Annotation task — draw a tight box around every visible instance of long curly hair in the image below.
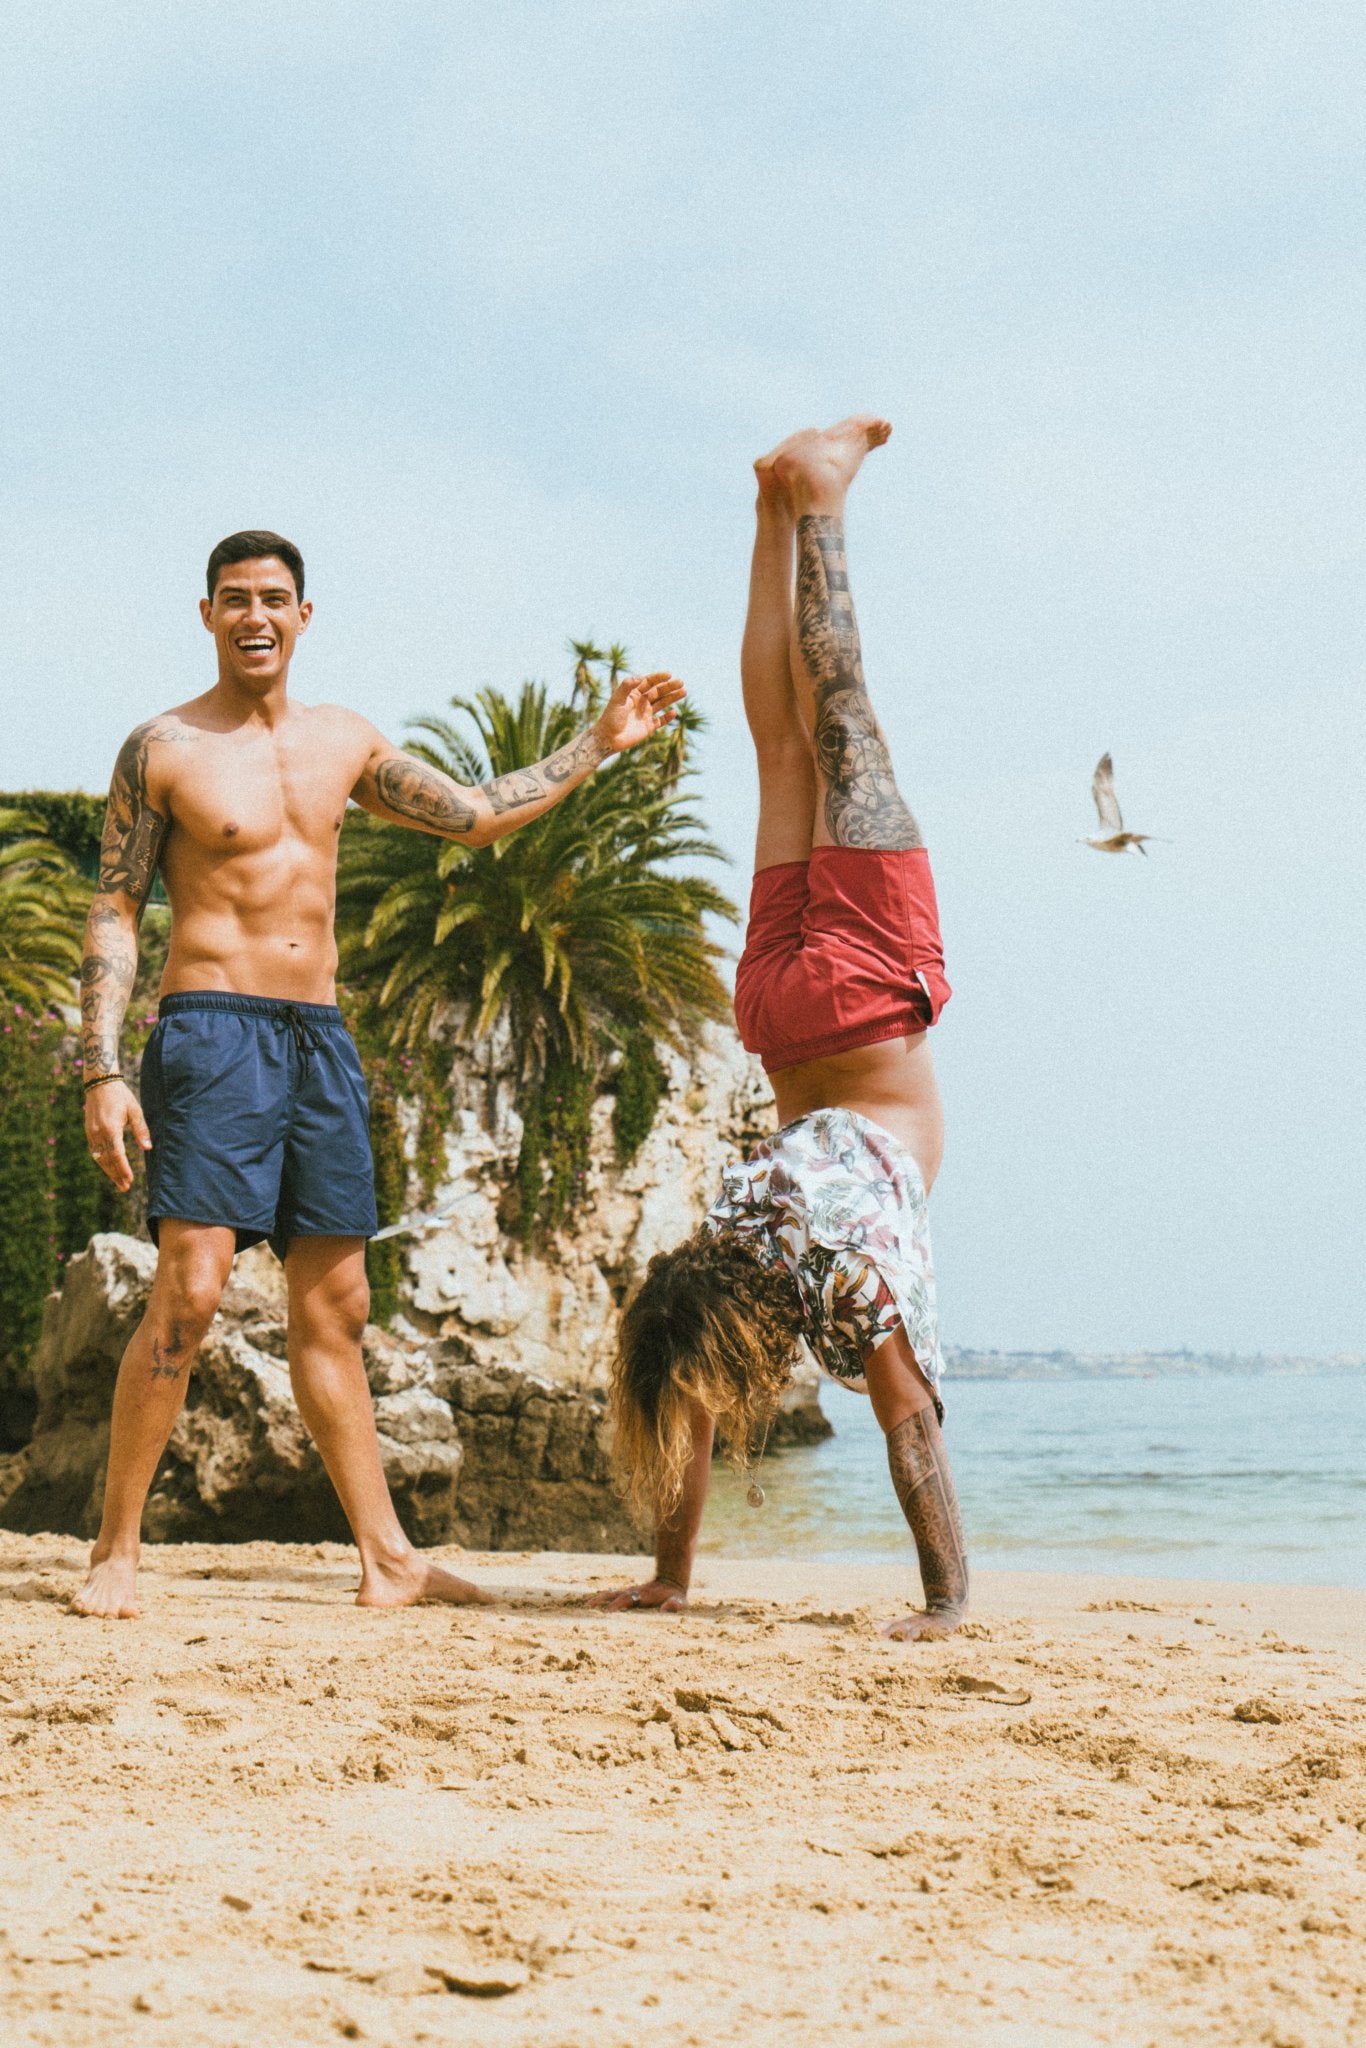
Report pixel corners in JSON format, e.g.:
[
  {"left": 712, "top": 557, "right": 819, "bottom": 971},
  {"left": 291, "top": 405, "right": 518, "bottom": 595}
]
[{"left": 610, "top": 1228, "right": 806, "bottom": 1519}]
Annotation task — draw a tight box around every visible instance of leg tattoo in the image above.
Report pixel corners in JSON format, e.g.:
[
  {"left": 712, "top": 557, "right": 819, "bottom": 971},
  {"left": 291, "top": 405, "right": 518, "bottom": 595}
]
[
  {"left": 149, "top": 1321, "right": 191, "bottom": 1381},
  {"left": 886, "top": 1409, "right": 969, "bottom": 1617},
  {"left": 795, "top": 515, "right": 922, "bottom": 850}
]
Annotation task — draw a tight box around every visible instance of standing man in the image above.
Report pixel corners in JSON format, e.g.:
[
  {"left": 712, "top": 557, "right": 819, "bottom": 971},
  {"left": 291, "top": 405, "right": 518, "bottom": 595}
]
[{"left": 74, "top": 529, "right": 682, "bottom": 1618}]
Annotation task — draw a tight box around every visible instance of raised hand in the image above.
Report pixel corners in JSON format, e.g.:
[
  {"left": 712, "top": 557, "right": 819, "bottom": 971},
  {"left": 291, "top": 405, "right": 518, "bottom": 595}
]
[{"left": 594, "top": 671, "right": 685, "bottom": 756}]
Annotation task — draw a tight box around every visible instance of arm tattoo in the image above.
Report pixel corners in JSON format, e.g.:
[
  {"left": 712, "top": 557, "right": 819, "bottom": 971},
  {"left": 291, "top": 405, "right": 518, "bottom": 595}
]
[
  {"left": 100, "top": 721, "right": 175, "bottom": 904},
  {"left": 374, "top": 757, "right": 478, "bottom": 836},
  {"left": 80, "top": 923, "right": 138, "bottom": 1075},
  {"left": 80, "top": 718, "right": 185, "bottom": 1075},
  {"left": 482, "top": 728, "right": 606, "bottom": 814},
  {"left": 796, "top": 515, "right": 923, "bottom": 851},
  {"left": 375, "top": 728, "right": 606, "bottom": 836},
  {"left": 886, "top": 1408, "right": 969, "bottom": 1615}
]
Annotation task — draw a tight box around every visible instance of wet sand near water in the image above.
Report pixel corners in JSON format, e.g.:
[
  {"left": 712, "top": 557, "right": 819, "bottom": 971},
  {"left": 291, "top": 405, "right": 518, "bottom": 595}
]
[{"left": 1, "top": 1533, "right": 1364, "bottom": 2046}]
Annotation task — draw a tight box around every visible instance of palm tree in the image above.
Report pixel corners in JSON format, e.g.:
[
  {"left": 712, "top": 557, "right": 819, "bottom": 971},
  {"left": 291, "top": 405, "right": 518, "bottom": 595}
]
[
  {"left": 336, "top": 650, "right": 735, "bottom": 1235},
  {"left": 0, "top": 808, "right": 87, "bottom": 1009}
]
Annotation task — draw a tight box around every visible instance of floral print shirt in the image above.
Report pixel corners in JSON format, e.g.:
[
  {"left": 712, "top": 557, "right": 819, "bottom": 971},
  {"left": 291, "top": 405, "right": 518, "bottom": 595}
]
[{"left": 702, "top": 1108, "right": 944, "bottom": 1399}]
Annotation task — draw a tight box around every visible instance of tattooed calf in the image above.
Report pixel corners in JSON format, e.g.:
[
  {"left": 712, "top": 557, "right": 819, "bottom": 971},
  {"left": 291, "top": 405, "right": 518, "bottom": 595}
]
[{"left": 796, "top": 515, "right": 923, "bottom": 852}]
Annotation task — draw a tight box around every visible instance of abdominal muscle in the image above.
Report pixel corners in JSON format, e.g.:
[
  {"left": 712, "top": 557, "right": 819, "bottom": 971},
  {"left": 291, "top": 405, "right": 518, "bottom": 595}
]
[
  {"left": 158, "top": 834, "right": 341, "bottom": 1005},
  {"left": 769, "top": 1030, "right": 945, "bottom": 1192}
]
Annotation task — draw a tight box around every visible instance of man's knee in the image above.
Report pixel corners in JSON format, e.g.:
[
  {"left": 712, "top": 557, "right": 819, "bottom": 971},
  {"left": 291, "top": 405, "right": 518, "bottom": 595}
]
[
  {"left": 295, "top": 1266, "right": 371, "bottom": 1345},
  {"left": 149, "top": 1243, "right": 231, "bottom": 1338}
]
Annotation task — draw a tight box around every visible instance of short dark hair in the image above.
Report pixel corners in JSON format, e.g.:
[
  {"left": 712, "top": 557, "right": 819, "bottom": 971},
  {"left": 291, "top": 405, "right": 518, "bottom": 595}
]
[{"left": 206, "top": 530, "right": 305, "bottom": 602}]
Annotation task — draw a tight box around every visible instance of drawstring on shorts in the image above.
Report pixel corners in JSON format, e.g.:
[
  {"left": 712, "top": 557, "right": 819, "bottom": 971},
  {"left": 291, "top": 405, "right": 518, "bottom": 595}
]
[{"left": 278, "top": 1002, "right": 328, "bottom": 1070}]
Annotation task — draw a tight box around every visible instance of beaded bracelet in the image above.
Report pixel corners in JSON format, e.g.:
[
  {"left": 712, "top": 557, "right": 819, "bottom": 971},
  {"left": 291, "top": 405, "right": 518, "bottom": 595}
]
[{"left": 82, "top": 1072, "right": 124, "bottom": 1094}]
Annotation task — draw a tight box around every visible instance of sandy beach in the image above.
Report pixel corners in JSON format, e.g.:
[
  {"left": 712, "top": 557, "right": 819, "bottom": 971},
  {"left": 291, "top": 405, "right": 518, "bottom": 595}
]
[{"left": 1, "top": 1533, "right": 1363, "bottom": 2048}]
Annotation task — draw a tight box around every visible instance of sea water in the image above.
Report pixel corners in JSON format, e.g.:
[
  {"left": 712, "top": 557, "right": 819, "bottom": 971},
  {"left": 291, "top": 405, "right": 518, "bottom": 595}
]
[{"left": 699, "top": 1368, "right": 1366, "bottom": 1588}]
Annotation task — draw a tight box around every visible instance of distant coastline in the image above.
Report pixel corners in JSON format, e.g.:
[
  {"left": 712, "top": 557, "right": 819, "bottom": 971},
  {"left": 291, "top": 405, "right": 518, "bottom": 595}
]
[{"left": 944, "top": 1346, "right": 1366, "bottom": 1380}]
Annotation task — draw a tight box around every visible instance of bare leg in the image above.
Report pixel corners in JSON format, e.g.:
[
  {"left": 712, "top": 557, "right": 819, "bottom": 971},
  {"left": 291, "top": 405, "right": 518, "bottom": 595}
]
[
  {"left": 743, "top": 443, "right": 817, "bottom": 869},
  {"left": 70, "top": 1220, "right": 236, "bottom": 1618},
  {"left": 863, "top": 1324, "right": 968, "bottom": 1641},
  {"left": 284, "top": 1236, "right": 491, "bottom": 1608},
  {"left": 771, "top": 416, "right": 921, "bottom": 851}
]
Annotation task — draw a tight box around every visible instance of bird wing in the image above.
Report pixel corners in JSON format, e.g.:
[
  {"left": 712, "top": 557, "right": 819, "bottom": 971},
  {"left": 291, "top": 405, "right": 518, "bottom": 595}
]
[{"left": 1091, "top": 753, "right": 1124, "bottom": 832}]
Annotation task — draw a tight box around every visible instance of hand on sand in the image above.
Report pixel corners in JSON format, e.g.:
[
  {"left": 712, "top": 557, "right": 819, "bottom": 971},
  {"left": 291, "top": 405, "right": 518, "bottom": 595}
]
[
  {"left": 594, "top": 672, "right": 685, "bottom": 755},
  {"left": 587, "top": 1578, "right": 688, "bottom": 1615},
  {"left": 880, "top": 1607, "right": 964, "bottom": 1644}
]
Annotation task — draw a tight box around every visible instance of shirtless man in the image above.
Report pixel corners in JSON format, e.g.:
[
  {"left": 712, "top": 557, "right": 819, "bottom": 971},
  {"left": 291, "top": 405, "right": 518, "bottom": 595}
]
[
  {"left": 73, "top": 528, "right": 682, "bottom": 1618},
  {"left": 596, "top": 419, "right": 967, "bottom": 1641}
]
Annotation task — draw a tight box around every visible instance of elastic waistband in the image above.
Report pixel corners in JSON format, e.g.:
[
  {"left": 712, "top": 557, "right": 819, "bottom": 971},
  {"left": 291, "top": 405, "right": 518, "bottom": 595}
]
[{"left": 158, "top": 992, "right": 344, "bottom": 1025}]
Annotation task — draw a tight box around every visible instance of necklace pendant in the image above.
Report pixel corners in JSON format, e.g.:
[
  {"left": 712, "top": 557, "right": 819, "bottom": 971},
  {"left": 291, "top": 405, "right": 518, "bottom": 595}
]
[{"left": 746, "top": 1481, "right": 766, "bottom": 1508}]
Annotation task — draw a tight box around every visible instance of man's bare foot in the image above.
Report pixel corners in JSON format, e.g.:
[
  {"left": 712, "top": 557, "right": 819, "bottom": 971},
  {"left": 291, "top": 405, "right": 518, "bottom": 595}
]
[
  {"left": 880, "top": 1608, "right": 962, "bottom": 1643},
  {"left": 754, "top": 426, "right": 816, "bottom": 513},
  {"left": 771, "top": 414, "right": 892, "bottom": 514},
  {"left": 355, "top": 1550, "right": 494, "bottom": 1610},
  {"left": 69, "top": 1553, "right": 140, "bottom": 1619}
]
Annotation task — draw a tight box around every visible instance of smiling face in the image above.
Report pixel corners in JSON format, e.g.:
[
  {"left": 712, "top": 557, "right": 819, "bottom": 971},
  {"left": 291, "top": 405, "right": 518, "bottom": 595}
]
[{"left": 199, "top": 555, "right": 312, "bottom": 693}]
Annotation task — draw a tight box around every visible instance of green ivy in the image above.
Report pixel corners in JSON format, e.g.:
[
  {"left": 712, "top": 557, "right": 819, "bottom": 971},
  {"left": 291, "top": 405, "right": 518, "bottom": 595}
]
[
  {"left": 612, "top": 1029, "right": 668, "bottom": 1164},
  {"left": 516, "top": 1054, "right": 594, "bottom": 1247},
  {"left": 0, "top": 1012, "right": 60, "bottom": 1412},
  {"left": 338, "top": 993, "right": 456, "bottom": 1327}
]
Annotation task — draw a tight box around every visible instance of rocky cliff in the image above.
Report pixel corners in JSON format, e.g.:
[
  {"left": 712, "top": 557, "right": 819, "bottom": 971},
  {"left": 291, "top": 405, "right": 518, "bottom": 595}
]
[
  {"left": 0, "top": 1021, "right": 829, "bottom": 1550},
  {"left": 400, "top": 1022, "right": 770, "bottom": 1376}
]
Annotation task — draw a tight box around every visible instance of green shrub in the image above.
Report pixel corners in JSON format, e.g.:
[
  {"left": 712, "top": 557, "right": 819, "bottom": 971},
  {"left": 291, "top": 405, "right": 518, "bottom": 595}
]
[
  {"left": 0, "top": 1007, "right": 136, "bottom": 1444},
  {"left": 0, "top": 790, "right": 103, "bottom": 871},
  {"left": 0, "top": 1010, "right": 61, "bottom": 1395},
  {"left": 612, "top": 1029, "right": 668, "bottom": 1164}
]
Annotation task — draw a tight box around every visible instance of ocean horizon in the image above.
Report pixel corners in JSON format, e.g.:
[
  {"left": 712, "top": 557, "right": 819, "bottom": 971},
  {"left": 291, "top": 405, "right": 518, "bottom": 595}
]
[{"left": 700, "top": 1364, "right": 1366, "bottom": 1590}]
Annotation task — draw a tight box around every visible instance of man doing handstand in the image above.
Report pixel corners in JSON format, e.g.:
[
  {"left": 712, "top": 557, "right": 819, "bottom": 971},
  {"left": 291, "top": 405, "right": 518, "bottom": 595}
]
[
  {"left": 597, "top": 419, "right": 967, "bottom": 1641},
  {"left": 74, "top": 529, "right": 682, "bottom": 1618}
]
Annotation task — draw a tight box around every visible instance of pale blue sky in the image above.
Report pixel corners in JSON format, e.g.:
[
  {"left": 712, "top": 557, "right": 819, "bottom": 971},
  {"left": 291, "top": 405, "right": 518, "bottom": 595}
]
[{"left": 2, "top": 2, "right": 1363, "bottom": 1353}]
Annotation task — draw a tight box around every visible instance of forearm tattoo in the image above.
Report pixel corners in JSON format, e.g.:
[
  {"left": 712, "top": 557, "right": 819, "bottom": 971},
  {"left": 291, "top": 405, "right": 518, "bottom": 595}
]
[
  {"left": 376, "top": 727, "right": 607, "bottom": 836},
  {"left": 795, "top": 515, "right": 923, "bottom": 850},
  {"left": 886, "top": 1409, "right": 969, "bottom": 1615},
  {"left": 81, "top": 719, "right": 184, "bottom": 1075},
  {"left": 481, "top": 727, "right": 607, "bottom": 814}
]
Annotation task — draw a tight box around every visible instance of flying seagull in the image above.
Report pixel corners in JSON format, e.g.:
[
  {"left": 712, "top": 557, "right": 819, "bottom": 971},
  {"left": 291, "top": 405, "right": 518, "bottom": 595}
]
[{"left": 1084, "top": 752, "right": 1153, "bottom": 855}]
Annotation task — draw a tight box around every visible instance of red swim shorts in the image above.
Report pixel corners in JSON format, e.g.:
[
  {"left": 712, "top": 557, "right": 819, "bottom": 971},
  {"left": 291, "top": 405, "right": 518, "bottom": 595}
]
[{"left": 733, "top": 846, "right": 951, "bottom": 1075}]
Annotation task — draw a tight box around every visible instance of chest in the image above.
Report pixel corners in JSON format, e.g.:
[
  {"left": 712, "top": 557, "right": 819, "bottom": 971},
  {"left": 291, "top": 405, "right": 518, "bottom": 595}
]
[{"left": 168, "top": 729, "right": 354, "bottom": 854}]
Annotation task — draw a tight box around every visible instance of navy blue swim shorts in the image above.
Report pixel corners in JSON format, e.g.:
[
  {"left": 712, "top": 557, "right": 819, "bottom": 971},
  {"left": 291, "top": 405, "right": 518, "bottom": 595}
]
[{"left": 140, "top": 992, "right": 379, "bottom": 1258}]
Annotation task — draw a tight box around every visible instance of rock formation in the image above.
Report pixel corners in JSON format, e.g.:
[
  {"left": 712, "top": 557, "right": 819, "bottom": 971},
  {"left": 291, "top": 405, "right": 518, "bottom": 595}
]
[
  {"left": 387, "top": 1017, "right": 829, "bottom": 1444},
  {"left": 0, "top": 1234, "right": 642, "bottom": 1550},
  {"left": 0, "top": 1021, "right": 830, "bottom": 1551}
]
